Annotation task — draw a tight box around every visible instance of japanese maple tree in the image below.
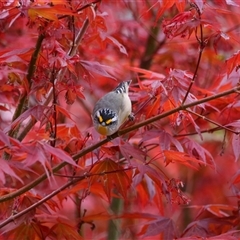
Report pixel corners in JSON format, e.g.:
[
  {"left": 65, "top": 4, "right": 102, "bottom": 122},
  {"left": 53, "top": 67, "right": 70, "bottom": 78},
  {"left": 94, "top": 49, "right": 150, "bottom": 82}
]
[{"left": 0, "top": 0, "right": 240, "bottom": 239}]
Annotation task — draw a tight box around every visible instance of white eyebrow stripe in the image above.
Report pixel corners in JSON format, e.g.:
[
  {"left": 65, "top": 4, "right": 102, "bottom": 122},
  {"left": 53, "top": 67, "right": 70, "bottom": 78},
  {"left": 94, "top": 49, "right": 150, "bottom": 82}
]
[
  {"left": 111, "top": 115, "right": 118, "bottom": 122},
  {"left": 96, "top": 111, "right": 101, "bottom": 117}
]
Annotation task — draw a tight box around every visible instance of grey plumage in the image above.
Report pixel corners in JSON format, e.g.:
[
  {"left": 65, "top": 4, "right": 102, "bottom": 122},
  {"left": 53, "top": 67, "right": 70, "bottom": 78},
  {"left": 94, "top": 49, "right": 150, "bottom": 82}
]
[{"left": 92, "top": 81, "right": 132, "bottom": 136}]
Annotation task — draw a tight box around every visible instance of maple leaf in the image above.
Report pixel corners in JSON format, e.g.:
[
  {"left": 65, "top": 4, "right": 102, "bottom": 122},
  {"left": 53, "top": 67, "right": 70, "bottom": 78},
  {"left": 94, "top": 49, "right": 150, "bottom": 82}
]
[
  {"left": 182, "top": 217, "right": 238, "bottom": 237},
  {"left": 22, "top": 141, "right": 79, "bottom": 175},
  {"left": 0, "top": 129, "right": 10, "bottom": 147},
  {"left": 127, "top": 66, "right": 165, "bottom": 80},
  {"left": 155, "top": 0, "right": 187, "bottom": 20},
  {"left": 119, "top": 140, "right": 146, "bottom": 163},
  {"left": 41, "top": 142, "right": 79, "bottom": 167},
  {"left": 49, "top": 217, "right": 83, "bottom": 240},
  {"left": 3, "top": 222, "right": 46, "bottom": 239},
  {"left": 182, "top": 137, "right": 215, "bottom": 167},
  {"left": 28, "top": 5, "right": 75, "bottom": 21},
  {"left": 163, "top": 150, "right": 202, "bottom": 170},
  {"left": 0, "top": 158, "right": 23, "bottom": 184},
  {"left": 80, "top": 60, "right": 116, "bottom": 80},
  {"left": 89, "top": 159, "right": 131, "bottom": 201},
  {"left": 226, "top": 51, "right": 240, "bottom": 76},
  {"left": 189, "top": 204, "right": 237, "bottom": 218},
  {"left": 106, "top": 36, "right": 128, "bottom": 55},
  {"left": 230, "top": 169, "right": 240, "bottom": 187},
  {"left": 2, "top": 1, "right": 240, "bottom": 238},
  {"left": 162, "top": 10, "right": 200, "bottom": 39},
  {"left": 138, "top": 216, "right": 176, "bottom": 239},
  {"left": 9, "top": 105, "right": 52, "bottom": 132}
]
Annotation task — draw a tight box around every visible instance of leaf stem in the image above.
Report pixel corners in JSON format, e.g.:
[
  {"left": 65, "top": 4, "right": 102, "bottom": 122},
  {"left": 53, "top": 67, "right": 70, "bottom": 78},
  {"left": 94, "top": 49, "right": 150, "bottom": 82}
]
[
  {"left": 186, "top": 109, "right": 238, "bottom": 134},
  {"left": 182, "top": 23, "right": 205, "bottom": 105}
]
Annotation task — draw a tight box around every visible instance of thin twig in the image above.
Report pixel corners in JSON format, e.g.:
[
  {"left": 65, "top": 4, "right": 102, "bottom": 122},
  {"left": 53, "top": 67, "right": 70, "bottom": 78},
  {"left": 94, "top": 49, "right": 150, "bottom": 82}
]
[
  {"left": 186, "top": 109, "right": 238, "bottom": 134},
  {"left": 0, "top": 168, "right": 133, "bottom": 228},
  {"left": 182, "top": 3, "right": 206, "bottom": 105},
  {"left": 17, "top": 4, "right": 96, "bottom": 142},
  {"left": 1, "top": 85, "right": 240, "bottom": 204},
  {"left": 58, "top": 0, "right": 101, "bottom": 20},
  {"left": 174, "top": 126, "right": 223, "bottom": 137},
  {"left": 0, "top": 136, "right": 109, "bottom": 203},
  {"left": 50, "top": 65, "right": 57, "bottom": 148},
  {"left": 8, "top": 33, "right": 45, "bottom": 138},
  {"left": 0, "top": 178, "right": 76, "bottom": 228},
  {"left": 182, "top": 24, "right": 205, "bottom": 105},
  {"left": 119, "top": 85, "right": 240, "bottom": 135}
]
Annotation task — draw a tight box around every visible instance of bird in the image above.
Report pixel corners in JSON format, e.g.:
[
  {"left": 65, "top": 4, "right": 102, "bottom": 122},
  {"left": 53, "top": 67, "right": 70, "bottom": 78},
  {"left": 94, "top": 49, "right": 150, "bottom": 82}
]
[{"left": 92, "top": 80, "right": 134, "bottom": 136}]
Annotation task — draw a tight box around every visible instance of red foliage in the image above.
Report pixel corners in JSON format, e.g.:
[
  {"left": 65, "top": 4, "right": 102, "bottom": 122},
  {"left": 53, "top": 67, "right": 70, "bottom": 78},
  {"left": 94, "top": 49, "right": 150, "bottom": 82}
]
[{"left": 0, "top": 0, "right": 240, "bottom": 239}]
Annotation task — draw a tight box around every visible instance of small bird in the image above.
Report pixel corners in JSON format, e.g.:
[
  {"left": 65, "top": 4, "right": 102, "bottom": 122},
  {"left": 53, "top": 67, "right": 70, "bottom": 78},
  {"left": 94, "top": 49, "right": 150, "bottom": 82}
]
[{"left": 92, "top": 80, "right": 134, "bottom": 136}]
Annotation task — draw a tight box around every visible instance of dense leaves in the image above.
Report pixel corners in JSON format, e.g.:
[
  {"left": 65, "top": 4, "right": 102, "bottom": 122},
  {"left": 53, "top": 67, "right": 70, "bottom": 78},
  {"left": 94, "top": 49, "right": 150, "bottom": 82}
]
[{"left": 0, "top": 0, "right": 240, "bottom": 239}]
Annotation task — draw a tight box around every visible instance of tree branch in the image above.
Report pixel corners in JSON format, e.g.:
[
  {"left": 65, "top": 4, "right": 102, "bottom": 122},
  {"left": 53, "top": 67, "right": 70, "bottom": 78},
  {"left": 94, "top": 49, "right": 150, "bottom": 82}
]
[
  {"left": 186, "top": 109, "right": 238, "bottom": 134},
  {"left": 1, "top": 85, "right": 240, "bottom": 204},
  {"left": 0, "top": 168, "right": 133, "bottom": 228},
  {"left": 182, "top": 24, "right": 205, "bottom": 105},
  {"left": 17, "top": 4, "right": 96, "bottom": 142},
  {"left": 8, "top": 33, "right": 45, "bottom": 138}
]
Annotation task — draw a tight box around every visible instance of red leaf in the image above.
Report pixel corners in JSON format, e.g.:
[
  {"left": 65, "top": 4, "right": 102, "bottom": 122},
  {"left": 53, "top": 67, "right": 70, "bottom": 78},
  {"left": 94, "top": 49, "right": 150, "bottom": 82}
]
[
  {"left": 41, "top": 142, "right": 79, "bottom": 167},
  {"left": 189, "top": 204, "right": 236, "bottom": 219},
  {"left": 179, "top": 111, "right": 203, "bottom": 140},
  {"left": 232, "top": 132, "right": 240, "bottom": 162},
  {"left": 163, "top": 150, "right": 202, "bottom": 170},
  {"left": 192, "top": 0, "right": 204, "bottom": 13},
  {"left": 205, "top": 204, "right": 235, "bottom": 217},
  {"left": 226, "top": 51, "right": 240, "bottom": 76},
  {"left": 138, "top": 216, "right": 176, "bottom": 239},
  {"left": 65, "top": 89, "right": 76, "bottom": 105},
  {"left": 56, "top": 105, "right": 74, "bottom": 121},
  {"left": 107, "top": 36, "right": 128, "bottom": 55},
  {"left": 175, "top": 1, "right": 186, "bottom": 12},
  {"left": 156, "top": 0, "right": 175, "bottom": 20},
  {"left": 141, "top": 130, "right": 183, "bottom": 152},
  {"left": 182, "top": 137, "right": 215, "bottom": 167},
  {"left": 23, "top": 143, "right": 50, "bottom": 173},
  {"left": 119, "top": 140, "right": 146, "bottom": 163},
  {"left": 0, "top": 129, "right": 10, "bottom": 147},
  {"left": 127, "top": 66, "right": 165, "bottom": 80},
  {"left": 10, "top": 105, "right": 51, "bottom": 131},
  {"left": 182, "top": 217, "right": 237, "bottom": 237},
  {"left": 0, "top": 158, "right": 23, "bottom": 184},
  {"left": 80, "top": 60, "right": 116, "bottom": 80},
  {"left": 162, "top": 10, "right": 200, "bottom": 39},
  {"left": 231, "top": 170, "right": 240, "bottom": 185},
  {"left": 28, "top": 5, "right": 76, "bottom": 21},
  {"left": 0, "top": 105, "right": 10, "bottom": 112},
  {"left": 90, "top": 159, "right": 131, "bottom": 200}
]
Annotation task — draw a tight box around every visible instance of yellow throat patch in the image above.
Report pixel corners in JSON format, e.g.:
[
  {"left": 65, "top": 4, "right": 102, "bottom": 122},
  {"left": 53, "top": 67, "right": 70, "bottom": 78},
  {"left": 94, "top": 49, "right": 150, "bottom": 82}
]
[{"left": 97, "top": 125, "right": 108, "bottom": 136}]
